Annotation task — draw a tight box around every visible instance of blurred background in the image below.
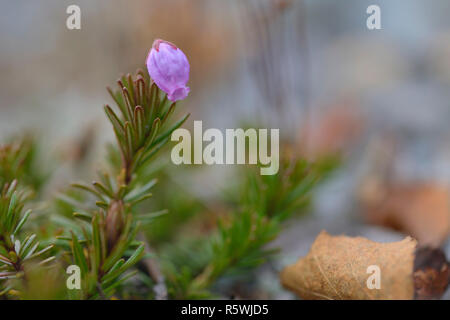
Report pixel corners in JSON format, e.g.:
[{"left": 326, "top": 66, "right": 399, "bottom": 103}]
[{"left": 1, "top": 0, "right": 450, "bottom": 298}]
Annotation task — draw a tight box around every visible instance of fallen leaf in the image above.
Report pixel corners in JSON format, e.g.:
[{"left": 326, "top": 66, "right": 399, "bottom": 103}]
[
  {"left": 281, "top": 231, "right": 417, "bottom": 299},
  {"left": 361, "top": 183, "right": 450, "bottom": 247},
  {"left": 413, "top": 247, "right": 450, "bottom": 299}
]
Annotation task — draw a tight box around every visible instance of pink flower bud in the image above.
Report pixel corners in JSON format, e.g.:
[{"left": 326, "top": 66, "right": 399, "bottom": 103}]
[{"left": 146, "top": 39, "right": 190, "bottom": 102}]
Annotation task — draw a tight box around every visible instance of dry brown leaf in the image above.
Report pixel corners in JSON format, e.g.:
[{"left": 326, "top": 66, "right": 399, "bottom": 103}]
[
  {"left": 413, "top": 247, "right": 450, "bottom": 299},
  {"left": 281, "top": 231, "right": 417, "bottom": 300},
  {"left": 361, "top": 183, "right": 450, "bottom": 247}
]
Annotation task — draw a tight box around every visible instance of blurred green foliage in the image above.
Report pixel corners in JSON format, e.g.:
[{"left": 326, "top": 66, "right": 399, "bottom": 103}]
[{"left": 0, "top": 71, "right": 339, "bottom": 300}]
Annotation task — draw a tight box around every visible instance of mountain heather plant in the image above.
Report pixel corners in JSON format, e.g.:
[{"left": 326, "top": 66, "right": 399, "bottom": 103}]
[{"left": 0, "top": 39, "right": 333, "bottom": 300}]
